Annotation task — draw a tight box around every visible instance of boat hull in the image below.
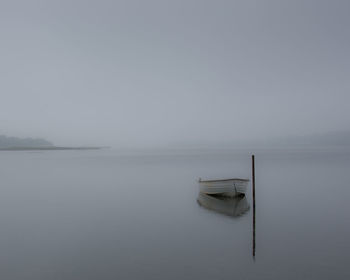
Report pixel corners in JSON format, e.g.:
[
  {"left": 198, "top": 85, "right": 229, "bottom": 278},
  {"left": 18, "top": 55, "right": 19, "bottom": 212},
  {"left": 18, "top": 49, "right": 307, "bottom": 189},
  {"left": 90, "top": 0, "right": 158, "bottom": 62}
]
[
  {"left": 199, "top": 179, "right": 249, "bottom": 197},
  {"left": 197, "top": 192, "right": 250, "bottom": 217}
]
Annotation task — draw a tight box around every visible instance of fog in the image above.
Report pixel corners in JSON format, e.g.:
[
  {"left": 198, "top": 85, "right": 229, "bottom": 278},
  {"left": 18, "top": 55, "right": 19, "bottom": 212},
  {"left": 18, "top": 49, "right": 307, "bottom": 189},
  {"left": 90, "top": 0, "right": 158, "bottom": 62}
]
[{"left": 1, "top": 0, "right": 349, "bottom": 148}]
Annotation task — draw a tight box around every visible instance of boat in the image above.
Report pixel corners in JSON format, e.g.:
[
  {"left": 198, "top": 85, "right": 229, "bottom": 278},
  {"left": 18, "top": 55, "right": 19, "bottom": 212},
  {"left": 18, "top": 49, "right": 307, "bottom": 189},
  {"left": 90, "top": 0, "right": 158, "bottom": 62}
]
[
  {"left": 198, "top": 177, "right": 249, "bottom": 197},
  {"left": 197, "top": 192, "right": 250, "bottom": 217}
]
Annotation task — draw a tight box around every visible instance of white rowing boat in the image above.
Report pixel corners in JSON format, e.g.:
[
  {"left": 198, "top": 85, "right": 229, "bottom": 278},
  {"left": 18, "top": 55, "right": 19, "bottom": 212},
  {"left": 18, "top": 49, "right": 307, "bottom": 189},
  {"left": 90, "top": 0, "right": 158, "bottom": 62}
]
[
  {"left": 197, "top": 192, "right": 249, "bottom": 217},
  {"left": 198, "top": 177, "right": 249, "bottom": 197}
]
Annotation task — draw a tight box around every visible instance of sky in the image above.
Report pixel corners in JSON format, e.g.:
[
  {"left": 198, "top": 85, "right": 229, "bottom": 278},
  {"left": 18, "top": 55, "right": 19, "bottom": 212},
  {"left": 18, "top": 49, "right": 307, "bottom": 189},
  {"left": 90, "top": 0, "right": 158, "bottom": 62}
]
[{"left": 0, "top": 0, "right": 349, "bottom": 147}]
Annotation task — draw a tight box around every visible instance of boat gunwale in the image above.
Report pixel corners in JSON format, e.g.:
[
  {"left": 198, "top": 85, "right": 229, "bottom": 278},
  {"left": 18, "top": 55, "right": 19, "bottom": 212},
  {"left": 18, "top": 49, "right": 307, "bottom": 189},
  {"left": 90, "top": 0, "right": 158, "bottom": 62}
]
[{"left": 198, "top": 178, "right": 249, "bottom": 183}]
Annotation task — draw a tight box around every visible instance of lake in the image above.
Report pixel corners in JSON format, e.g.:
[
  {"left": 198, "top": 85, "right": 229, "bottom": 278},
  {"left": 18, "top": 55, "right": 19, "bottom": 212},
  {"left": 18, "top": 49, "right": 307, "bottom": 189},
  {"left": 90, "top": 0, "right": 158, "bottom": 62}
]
[{"left": 0, "top": 148, "right": 349, "bottom": 279}]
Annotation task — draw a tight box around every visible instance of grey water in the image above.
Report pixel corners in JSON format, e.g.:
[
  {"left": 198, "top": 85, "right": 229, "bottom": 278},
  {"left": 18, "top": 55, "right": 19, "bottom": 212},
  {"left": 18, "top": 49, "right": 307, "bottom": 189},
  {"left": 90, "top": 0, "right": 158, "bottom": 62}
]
[{"left": 0, "top": 148, "right": 349, "bottom": 280}]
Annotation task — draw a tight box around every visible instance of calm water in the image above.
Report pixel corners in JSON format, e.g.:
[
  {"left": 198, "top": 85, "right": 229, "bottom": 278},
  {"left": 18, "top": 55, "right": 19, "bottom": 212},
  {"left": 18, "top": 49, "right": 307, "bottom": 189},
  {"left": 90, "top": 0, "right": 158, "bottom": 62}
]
[{"left": 0, "top": 148, "right": 349, "bottom": 279}]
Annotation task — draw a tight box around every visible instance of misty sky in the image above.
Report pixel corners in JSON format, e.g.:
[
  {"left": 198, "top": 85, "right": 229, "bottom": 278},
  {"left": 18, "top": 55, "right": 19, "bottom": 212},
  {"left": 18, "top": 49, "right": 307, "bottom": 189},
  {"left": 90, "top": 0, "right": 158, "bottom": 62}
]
[{"left": 1, "top": 0, "right": 349, "bottom": 147}]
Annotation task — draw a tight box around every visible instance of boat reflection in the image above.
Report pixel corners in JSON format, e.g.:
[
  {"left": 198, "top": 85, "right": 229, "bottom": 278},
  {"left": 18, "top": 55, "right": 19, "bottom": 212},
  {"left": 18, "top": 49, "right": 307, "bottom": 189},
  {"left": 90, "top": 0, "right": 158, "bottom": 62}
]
[{"left": 197, "top": 192, "right": 250, "bottom": 217}]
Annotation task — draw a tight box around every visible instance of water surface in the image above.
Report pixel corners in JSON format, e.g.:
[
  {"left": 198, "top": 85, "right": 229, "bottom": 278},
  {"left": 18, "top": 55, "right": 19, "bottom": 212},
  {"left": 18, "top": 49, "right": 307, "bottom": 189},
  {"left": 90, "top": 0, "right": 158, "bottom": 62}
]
[{"left": 0, "top": 148, "right": 349, "bottom": 279}]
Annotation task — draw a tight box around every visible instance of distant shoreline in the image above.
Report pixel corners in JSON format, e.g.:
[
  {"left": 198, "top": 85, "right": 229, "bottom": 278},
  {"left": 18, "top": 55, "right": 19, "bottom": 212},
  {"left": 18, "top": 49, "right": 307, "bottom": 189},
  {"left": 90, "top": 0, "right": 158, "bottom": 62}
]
[{"left": 0, "top": 146, "right": 107, "bottom": 151}]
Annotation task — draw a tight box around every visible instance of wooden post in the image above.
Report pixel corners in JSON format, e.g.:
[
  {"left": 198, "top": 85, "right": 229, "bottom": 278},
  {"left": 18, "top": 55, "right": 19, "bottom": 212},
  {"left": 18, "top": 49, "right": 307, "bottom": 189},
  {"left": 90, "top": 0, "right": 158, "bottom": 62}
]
[{"left": 252, "top": 155, "right": 256, "bottom": 259}]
